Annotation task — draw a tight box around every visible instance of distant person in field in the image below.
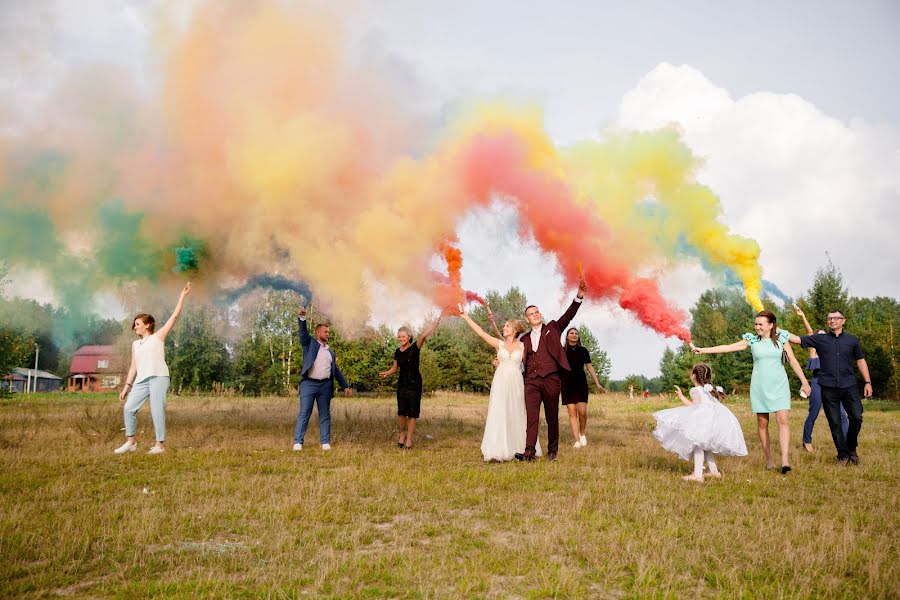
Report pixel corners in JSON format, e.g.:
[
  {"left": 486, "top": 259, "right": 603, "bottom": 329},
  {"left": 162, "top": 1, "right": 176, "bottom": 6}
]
[
  {"left": 457, "top": 304, "right": 540, "bottom": 461},
  {"left": 561, "top": 327, "right": 605, "bottom": 450},
  {"left": 787, "top": 309, "right": 871, "bottom": 465},
  {"left": 114, "top": 282, "right": 191, "bottom": 455},
  {"left": 293, "top": 306, "right": 351, "bottom": 452},
  {"left": 653, "top": 363, "right": 748, "bottom": 482},
  {"left": 378, "top": 316, "right": 443, "bottom": 449},
  {"left": 692, "top": 310, "right": 810, "bottom": 474},
  {"left": 793, "top": 306, "right": 848, "bottom": 453}
]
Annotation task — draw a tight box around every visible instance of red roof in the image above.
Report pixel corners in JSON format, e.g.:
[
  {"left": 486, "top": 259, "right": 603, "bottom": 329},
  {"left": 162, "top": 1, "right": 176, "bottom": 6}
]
[
  {"left": 69, "top": 345, "right": 123, "bottom": 375},
  {"left": 73, "top": 345, "right": 115, "bottom": 356}
]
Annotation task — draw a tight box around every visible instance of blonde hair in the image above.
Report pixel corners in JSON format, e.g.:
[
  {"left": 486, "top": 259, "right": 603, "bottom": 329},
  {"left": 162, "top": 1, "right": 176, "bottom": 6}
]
[
  {"left": 505, "top": 319, "right": 525, "bottom": 336},
  {"left": 397, "top": 326, "right": 413, "bottom": 338}
]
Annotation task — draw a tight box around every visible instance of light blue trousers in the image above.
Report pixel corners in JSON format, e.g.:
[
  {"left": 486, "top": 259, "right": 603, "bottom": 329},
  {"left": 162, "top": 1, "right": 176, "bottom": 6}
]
[{"left": 124, "top": 376, "right": 170, "bottom": 441}]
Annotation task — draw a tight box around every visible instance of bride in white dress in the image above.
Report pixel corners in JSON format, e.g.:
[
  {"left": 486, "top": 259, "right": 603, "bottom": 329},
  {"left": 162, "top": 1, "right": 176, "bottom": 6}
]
[{"left": 457, "top": 304, "right": 540, "bottom": 461}]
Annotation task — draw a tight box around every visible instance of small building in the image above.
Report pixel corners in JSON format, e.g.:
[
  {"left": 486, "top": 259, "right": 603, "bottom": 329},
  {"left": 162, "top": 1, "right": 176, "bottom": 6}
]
[
  {"left": 2, "top": 368, "right": 63, "bottom": 393},
  {"left": 68, "top": 345, "right": 125, "bottom": 392}
]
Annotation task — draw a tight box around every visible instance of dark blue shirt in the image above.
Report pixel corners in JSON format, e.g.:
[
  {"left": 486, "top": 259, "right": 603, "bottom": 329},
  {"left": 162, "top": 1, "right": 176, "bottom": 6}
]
[{"left": 799, "top": 332, "right": 864, "bottom": 389}]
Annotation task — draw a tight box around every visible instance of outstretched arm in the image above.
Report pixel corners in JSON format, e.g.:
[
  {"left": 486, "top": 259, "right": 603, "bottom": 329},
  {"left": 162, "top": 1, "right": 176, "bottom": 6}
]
[
  {"left": 691, "top": 339, "right": 749, "bottom": 355},
  {"left": 417, "top": 316, "right": 442, "bottom": 349},
  {"left": 156, "top": 282, "right": 191, "bottom": 340},
  {"left": 458, "top": 304, "right": 501, "bottom": 349},
  {"left": 379, "top": 360, "right": 399, "bottom": 379},
  {"left": 784, "top": 343, "right": 811, "bottom": 397}
]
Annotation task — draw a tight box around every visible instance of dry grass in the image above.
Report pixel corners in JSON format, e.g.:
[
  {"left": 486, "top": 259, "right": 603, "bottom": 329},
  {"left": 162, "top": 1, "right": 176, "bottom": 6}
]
[{"left": 1, "top": 391, "right": 898, "bottom": 598}]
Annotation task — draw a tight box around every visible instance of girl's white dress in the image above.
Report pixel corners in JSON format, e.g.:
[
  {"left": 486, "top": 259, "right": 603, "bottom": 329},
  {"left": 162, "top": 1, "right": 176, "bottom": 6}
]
[
  {"left": 653, "top": 384, "right": 748, "bottom": 460},
  {"left": 481, "top": 343, "right": 541, "bottom": 461}
]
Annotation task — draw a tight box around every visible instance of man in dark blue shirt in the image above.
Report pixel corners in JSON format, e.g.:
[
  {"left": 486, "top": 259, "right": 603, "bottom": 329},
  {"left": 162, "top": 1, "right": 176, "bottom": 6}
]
[{"left": 788, "top": 310, "right": 872, "bottom": 464}]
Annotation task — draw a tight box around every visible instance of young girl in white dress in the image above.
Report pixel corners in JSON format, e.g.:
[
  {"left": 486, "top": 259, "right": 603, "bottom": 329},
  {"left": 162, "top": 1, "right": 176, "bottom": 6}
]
[
  {"left": 653, "top": 363, "right": 748, "bottom": 482},
  {"left": 457, "top": 304, "right": 540, "bottom": 461}
]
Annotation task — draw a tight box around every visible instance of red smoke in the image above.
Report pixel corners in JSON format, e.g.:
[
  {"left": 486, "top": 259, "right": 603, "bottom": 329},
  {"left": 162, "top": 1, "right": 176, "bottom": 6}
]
[{"left": 455, "top": 132, "right": 690, "bottom": 340}]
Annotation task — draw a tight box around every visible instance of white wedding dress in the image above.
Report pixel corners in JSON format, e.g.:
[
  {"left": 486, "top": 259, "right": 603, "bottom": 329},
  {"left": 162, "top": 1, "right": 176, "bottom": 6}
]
[{"left": 481, "top": 343, "right": 541, "bottom": 461}]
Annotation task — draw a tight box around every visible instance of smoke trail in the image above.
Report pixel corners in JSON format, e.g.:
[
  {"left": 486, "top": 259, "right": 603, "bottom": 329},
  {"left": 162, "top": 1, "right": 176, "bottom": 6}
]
[
  {"left": 762, "top": 280, "right": 791, "bottom": 304},
  {"left": 220, "top": 275, "right": 313, "bottom": 305}
]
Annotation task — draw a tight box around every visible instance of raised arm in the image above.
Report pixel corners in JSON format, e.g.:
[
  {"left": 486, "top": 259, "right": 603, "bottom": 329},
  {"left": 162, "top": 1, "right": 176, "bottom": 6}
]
[
  {"left": 691, "top": 339, "right": 749, "bottom": 355},
  {"left": 794, "top": 306, "right": 813, "bottom": 335},
  {"left": 417, "top": 316, "right": 442, "bottom": 349},
  {"left": 783, "top": 343, "right": 811, "bottom": 397},
  {"left": 556, "top": 273, "right": 587, "bottom": 331},
  {"left": 297, "top": 306, "right": 311, "bottom": 349},
  {"left": 457, "top": 304, "right": 501, "bottom": 349},
  {"left": 155, "top": 282, "right": 191, "bottom": 340},
  {"left": 673, "top": 385, "right": 693, "bottom": 406},
  {"left": 485, "top": 305, "right": 502, "bottom": 338}
]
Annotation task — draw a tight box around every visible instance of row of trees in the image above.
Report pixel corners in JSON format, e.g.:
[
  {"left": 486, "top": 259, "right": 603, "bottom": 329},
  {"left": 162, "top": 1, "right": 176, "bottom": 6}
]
[
  {"left": 3, "top": 260, "right": 896, "bottom": 399},
  {"left": 0, "top": 278, "right": 612, "bottom": 396},
  {"left": 654, "top": 260, "right": 899, "bottom": 399}
]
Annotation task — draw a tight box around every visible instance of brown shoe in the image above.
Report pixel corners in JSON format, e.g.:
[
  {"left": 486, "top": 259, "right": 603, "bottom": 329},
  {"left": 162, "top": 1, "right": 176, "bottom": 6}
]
[
  {"left": 837, "top": 457, "right": 850, "bottom": 466},
  {"left": 802, "top": 442, "right": 814, "bottom": 453},
  {"left": 514, "top": 452, "right": 536, "bottom": 462},
  {"left": 547, "top": 452, "right": 557, "bottom": 461},
  {"left": 849, "top": 451, "right": 860, "bottom": 465}
]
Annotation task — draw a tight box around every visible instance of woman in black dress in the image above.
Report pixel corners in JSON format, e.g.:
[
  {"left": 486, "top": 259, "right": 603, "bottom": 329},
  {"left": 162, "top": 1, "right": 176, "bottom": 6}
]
[
  {"left": 561, "top": 327, "right": 605, "bottom": 449},
  {"left": 378, "top": 317, "right": 442, "bottom": 449}
]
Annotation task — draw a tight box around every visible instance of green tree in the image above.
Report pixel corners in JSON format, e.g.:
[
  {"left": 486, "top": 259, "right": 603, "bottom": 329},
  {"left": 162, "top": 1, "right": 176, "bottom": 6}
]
[
  {"left": 576, "top": 326, "right": 611, "bottom": 388},
  {"left": 165, "top": 306, "right": 230, "bottom": 393},
  {"left": 803, "top": 256, "right": 851, "bottom": 331}
]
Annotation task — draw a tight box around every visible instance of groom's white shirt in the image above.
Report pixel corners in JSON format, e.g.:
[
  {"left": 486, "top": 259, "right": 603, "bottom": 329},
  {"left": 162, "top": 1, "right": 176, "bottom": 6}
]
[
  {"left": 527, "top": 297, "right": 583, "bottom": 352},
  {"left": 529, "top": 325, "right": 543, "bottom": 352}
]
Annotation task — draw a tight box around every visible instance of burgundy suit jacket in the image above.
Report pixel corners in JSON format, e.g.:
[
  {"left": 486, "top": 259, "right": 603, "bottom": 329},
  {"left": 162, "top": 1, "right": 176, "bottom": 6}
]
[{"left": 521, "top": 298, "right": 583, "bottom": 377}]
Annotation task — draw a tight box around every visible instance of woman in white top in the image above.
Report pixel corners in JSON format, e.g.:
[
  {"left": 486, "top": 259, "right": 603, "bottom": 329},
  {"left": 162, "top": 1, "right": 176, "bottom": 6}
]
[{"left": 114, "top": 283, "right": 191, "bottom": 455}]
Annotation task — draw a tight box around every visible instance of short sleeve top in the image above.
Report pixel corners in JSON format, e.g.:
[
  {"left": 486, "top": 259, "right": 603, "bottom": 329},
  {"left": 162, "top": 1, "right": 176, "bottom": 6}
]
[
  {"left": 394, "top": 342, "right": 422, "bottom": 387},
  {"left": 741, "top": 329, "right": 790, "bottom": 348}
]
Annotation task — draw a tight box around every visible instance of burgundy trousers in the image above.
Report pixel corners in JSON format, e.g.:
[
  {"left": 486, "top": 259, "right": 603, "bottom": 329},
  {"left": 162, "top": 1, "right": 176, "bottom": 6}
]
[{"left": 524, "top": 373, "right": 560, "bottom": 456}]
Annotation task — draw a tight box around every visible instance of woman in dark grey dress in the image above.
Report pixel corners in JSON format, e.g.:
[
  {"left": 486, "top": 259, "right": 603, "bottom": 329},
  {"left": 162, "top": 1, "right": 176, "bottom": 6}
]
[
  {"left": 561, "top": 328, "right": 605, "bottom": 449},
  {"left": 378, "top": 317, "right": 441, "bottom": 449}
]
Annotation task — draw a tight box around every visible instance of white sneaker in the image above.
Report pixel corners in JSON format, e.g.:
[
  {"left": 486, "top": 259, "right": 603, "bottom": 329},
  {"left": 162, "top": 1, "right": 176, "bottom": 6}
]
[
  {"left": 580, "top": 435, "right": 587, "bottom": 447},
  {"left": 147, "top": 445, "right": 165, "bottom": 455},
  {"left": 321, "top": 443, "right": 331, "bottom": 451},
  {"left": 573, "top": 441, "right": 582, "bottom": 449},
  {"left": 292, "top": 443, "right": 302, "bottom": 451},
  {"left": 114, "top": 440, "right": 136, "bottom": 454}
]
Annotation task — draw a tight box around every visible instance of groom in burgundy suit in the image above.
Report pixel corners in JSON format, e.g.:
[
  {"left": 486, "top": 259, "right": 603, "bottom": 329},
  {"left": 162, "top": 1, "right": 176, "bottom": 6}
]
[{"left": 515, "top": 274, "right": 587, "bottom": 462}]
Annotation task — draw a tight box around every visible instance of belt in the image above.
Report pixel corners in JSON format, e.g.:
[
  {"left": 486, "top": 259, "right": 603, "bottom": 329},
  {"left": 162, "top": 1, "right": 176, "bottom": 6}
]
[{"left": 303, "top": 376, "right": 332, "bottom": 382}]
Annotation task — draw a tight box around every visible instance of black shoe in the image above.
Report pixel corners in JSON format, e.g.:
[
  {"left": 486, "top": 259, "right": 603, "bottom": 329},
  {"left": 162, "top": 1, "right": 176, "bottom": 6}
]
[
  {"left": 780, "top": 465, "right": 792, "bottom": 474},
  {"left": 398, "top": 442, "right": 404, "bottom": 448},
  {"left": 514, "top": 452, "right": 536, "bottom": 462},
  {"left": 849, "top": 451, "right": 860, "bottom": 465},
  {"left": 547, "top": 452, "right": 558, "bottom": 461}
]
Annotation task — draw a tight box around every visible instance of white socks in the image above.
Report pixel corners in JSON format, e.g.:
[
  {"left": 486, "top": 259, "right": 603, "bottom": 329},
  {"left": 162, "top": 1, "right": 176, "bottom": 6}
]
[{"left": 693, "top": 447, "right": 720, "bottom": 477}]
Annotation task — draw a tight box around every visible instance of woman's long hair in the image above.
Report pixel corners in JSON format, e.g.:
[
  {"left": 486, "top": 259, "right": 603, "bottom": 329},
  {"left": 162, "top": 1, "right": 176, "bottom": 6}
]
[{"left": 565, "top": 327, "right": 581, "bottom": 348}]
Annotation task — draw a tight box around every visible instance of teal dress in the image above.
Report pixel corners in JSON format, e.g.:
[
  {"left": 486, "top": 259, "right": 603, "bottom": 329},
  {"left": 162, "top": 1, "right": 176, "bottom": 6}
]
[{"left": 742, "top": 329, "right": 791, "bottom": 413}]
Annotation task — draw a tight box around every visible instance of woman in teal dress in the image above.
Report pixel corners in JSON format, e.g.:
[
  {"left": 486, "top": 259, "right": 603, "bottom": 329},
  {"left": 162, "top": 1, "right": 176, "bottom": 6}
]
[{"left": 691, "top": 311, "right": 811, "bottom": 473}]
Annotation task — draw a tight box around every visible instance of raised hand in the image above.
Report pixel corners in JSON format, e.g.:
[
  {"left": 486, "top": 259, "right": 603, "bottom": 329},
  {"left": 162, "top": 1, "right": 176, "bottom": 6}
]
[
  {"left": 181, "top": 281, "right": 192, "bottom": 297},
  {"left": 297, "top": 306, "right": 307, "bottom": 318},
  {"left": 456, "top": 303, "right": 467, "bottom": 316},
  {"left": 794, "top": 305, "right": 805, "bottom": 318},
  {"left": 577, "top": 270, "right": 587, "bottom": 298}
]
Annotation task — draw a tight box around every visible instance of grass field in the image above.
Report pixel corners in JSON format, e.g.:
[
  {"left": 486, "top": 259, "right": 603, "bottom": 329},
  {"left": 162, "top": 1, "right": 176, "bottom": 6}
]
[{"left": 1, "top": 391, "right": 898, "bottom": 599}]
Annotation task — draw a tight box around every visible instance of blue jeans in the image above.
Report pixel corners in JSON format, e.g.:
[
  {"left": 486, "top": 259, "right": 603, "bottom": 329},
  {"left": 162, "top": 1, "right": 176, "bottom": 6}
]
[
  {"left": 293, "top": 378, "right": 334, "bottom": 445},
  {"left": 123, "top": 376, "right": 169, "bottom": 442},
  {"left": 803, "top": 378, "right": 847, "bottom": 444}
]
